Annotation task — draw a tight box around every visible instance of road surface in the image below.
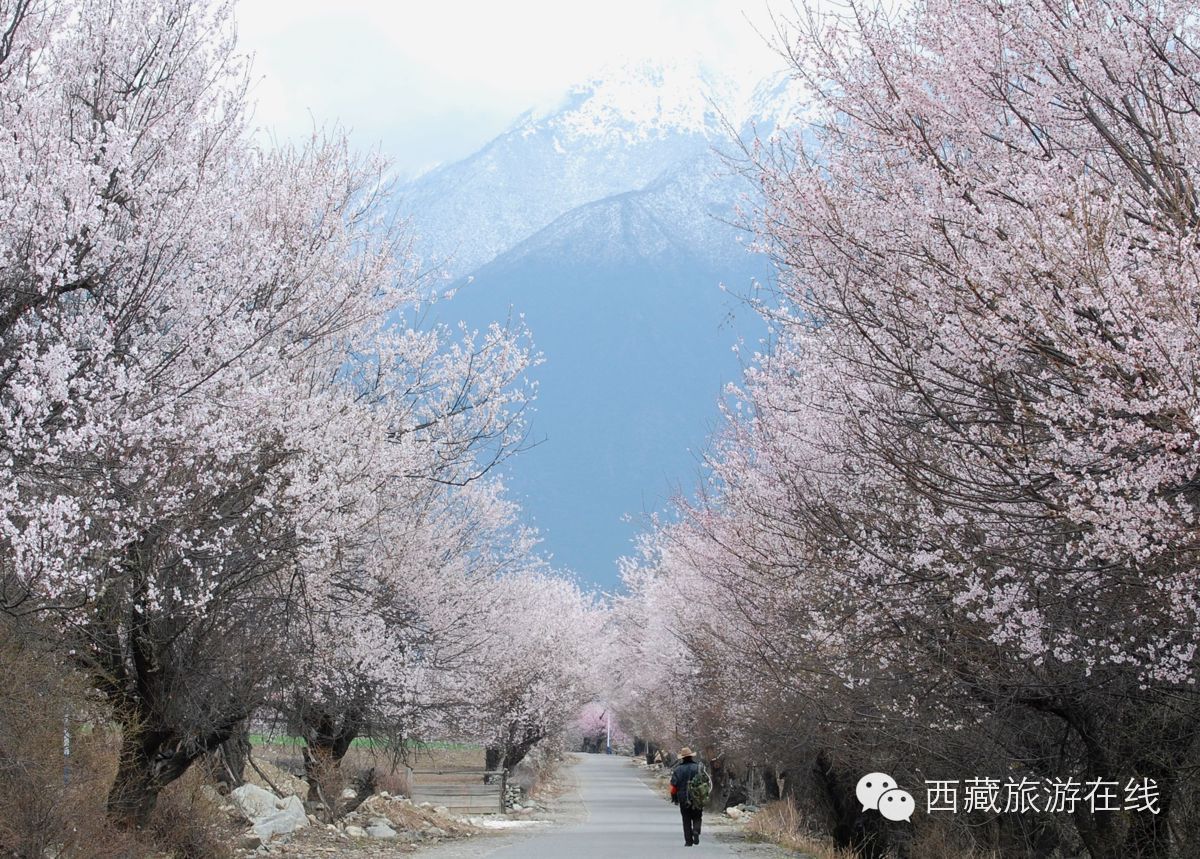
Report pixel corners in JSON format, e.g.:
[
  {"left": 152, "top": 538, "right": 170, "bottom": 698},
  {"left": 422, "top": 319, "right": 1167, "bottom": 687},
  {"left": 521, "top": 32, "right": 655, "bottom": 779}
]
[{"left": 477, "top": 753, "right": 748, "bottom": 857}]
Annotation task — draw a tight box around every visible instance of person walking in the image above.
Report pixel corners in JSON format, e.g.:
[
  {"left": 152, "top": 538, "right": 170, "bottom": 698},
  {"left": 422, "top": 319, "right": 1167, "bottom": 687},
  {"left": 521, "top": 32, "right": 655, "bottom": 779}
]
[{"left": 669, "top": 746, "right": 708, "bottom": 847}]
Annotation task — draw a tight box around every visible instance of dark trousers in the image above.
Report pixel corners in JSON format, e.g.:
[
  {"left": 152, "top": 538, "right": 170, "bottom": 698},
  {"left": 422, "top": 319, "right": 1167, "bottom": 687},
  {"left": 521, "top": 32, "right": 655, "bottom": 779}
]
[{"left": 680, "top": 804, "right": 703, "bottom": 844}]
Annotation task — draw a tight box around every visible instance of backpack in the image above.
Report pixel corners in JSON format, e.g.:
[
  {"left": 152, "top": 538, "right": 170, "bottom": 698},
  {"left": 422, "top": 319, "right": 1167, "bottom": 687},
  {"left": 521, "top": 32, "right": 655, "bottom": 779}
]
[{"left": 687, "top": 764, "right": 712, "bottom": 810}]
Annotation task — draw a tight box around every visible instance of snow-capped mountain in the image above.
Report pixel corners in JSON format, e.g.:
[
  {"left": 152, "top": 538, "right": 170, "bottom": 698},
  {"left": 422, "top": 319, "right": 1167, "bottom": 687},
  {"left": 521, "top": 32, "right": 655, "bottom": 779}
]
[
  {"left": 540, "top": 59, "right": 749, "bottom": 143},
  {"left": 395, "top": 63, "right": 805, "bottom": 585},
  {"left": 395, "top": 61, "right": 796, "bottom": 278}
]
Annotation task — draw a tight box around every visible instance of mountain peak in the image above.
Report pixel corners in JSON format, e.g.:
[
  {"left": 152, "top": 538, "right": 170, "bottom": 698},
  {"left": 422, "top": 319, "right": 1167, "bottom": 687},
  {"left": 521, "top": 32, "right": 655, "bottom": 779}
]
[
  {"left": 511, "top": 59, "right": 748, "bottom": 145},
  {"left": 397, "top": 63, "right": 805, "bottom": 277}
]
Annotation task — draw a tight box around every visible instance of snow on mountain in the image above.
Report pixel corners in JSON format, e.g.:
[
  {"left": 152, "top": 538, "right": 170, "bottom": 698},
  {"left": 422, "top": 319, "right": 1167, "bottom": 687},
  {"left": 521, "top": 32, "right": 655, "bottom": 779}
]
[
  {"left": 542, "top": 58, "right": 748, "bottom": 143},
  {"left": 742, "top": 70, "right": 820, "bottom": 142},
  {"left": 395, "top": 61, "right": 800, "bottom": 278}
]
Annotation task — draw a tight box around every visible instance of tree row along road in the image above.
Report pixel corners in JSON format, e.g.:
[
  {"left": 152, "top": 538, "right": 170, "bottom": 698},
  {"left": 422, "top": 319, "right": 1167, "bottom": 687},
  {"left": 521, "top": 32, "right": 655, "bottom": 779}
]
[{"left": 478, "top": 754, "right": 744, "bottom": 857}]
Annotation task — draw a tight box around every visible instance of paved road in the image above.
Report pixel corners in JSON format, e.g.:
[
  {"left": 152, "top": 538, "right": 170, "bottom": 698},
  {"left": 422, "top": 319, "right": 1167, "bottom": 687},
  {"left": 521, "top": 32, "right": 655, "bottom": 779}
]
[{"left": 480, "top": 753, "right": 740, "bottom": 857}]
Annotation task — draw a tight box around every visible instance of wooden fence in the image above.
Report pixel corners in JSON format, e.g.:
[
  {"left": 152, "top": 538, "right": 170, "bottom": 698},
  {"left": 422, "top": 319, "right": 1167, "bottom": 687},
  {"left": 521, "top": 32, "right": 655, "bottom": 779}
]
[{"left": 406, "top": 767, "right": 506, "bottom": 814}]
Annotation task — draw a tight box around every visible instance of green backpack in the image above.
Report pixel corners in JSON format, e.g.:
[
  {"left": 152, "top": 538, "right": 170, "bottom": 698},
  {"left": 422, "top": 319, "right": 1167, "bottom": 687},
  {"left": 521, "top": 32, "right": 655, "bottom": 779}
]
[{"left": 687, "top": 764, "right": 712, "bottom": 810}]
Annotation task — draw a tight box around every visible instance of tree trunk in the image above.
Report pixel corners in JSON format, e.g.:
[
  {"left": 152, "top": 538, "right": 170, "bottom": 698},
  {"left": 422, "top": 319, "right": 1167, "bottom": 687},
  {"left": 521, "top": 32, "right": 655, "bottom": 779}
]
[
  {"left": 106, "top": 730, "right": 191, "bottom": 828},
  {"left": 763, "top": 764, "right": 783, "bottom": 802},
  {"left": 489, "top": 722, "right": 544, "bottom": 774},
  {"left": 107, "top": 742, "right": 160, "bottom": 828},
  {"left": 302, "top": 743, "right": 332, "bottom": 804},
  {"left": 301, "top": 710, "right": 361, "bottom": 810},
  {"left": 205, "top": 723, "right": 250, "bottom": 791},
  {"left": 339, "top": 767, "right": 377, "bottom": 815},
  {"left": 501, "top": 726, "right": 544, "bottom": 771},
  {"left": 709, "top": 757, "right": 733, "bottom": 810},
  {"left": 813, "top": 749, "right": 891, "bottom": 859},
  {"left": 485, "top": 745, "right": 501, "bottom": 772}
]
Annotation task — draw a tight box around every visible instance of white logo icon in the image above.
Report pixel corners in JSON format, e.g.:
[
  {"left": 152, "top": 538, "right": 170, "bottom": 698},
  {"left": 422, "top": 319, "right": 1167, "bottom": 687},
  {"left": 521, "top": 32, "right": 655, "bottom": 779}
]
[
  {"left": 878, "top": 788, "right": 915, "bottom": 822},
  {"left": 855, "top": 772, "right": 896, "bottom": 812},
  {"left": 857, "top": 772, "right": 914, "bottom": 822}
]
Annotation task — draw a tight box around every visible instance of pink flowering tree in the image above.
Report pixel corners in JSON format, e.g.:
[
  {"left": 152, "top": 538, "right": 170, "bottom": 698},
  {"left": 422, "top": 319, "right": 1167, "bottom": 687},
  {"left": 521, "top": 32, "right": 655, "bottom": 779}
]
[
  {"left": 573, "top": 700, "right": 630, "bottom": 752},
  {"left": 462, "top": 571, "right": 601, "bottom": 774},
  {"left": 622, "top": 2, "right": 1200, "bottom": 855},
  {"left": 283, "top": 478, "right": 540, "bottom": 809},
  {"left": 0, "top": 0, "right": 539, "bottom": 826}
]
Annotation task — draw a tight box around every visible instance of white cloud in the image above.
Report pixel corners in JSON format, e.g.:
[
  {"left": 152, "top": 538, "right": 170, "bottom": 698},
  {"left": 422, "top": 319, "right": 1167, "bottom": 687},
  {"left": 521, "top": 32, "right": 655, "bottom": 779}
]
[{"left": 235, "top": 0, "right": 790, "bottom": 174}]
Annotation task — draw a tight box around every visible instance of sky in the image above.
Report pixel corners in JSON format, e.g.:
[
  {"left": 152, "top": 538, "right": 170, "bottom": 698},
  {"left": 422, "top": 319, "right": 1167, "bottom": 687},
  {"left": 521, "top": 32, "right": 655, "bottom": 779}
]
[{"left": 235, "top": 1, "right": 787, "bottom": 177}]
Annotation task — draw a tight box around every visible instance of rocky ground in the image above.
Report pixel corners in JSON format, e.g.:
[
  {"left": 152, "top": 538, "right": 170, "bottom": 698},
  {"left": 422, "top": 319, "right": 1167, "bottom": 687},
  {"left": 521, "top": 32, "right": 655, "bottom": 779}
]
[{"left": 206, "top": 755, "right": 573, "bottom": 859}]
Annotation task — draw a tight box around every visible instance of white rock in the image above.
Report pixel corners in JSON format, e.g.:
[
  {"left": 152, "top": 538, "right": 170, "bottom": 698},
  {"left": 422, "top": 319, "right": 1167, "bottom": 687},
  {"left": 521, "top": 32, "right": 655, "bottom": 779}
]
[
  {"left": 251, "top": 816, "right": 295, "bottom": 842},
  {"left": 230, "top": 784, "right": 281, "bottom": 820},
  {"left": 344, "top": 825, "right": 368, "bottom": 837},
  {"left": 434, "top": 805, "right": 448, "bottom": 815},
  {"left": 231, "top": 787, "right": 309, "bottom": 844},
  {"left": 341, "top": 787, "right": 358, "bottom": 800},
  {"left": 726, "top": 806, "right": 743, "bottom": 820},
  {"left": 366, "top": 821, "right": 397, "bottom": 839}
]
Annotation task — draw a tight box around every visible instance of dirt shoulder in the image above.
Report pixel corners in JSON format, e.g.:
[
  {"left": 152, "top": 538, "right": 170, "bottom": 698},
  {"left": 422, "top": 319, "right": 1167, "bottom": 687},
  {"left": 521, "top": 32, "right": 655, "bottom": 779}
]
[
  {"left": 410, "top": 757, "right": 586, "bottom": 859},
  {"left": 237, "top": 754, "right": 585, "bottom": 859}
]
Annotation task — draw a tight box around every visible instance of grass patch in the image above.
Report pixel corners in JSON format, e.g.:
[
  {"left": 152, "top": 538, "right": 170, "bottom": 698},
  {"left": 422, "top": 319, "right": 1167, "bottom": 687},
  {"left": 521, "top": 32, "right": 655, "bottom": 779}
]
[
  {"left": 249, "top": 734, "right": 480, "bottom": 752},
  {"left": 744, "top": 799, "right": 854, "bottom": 859},
  {"left": 744, "top": 798, "right": 1001, "bottom": 859}
]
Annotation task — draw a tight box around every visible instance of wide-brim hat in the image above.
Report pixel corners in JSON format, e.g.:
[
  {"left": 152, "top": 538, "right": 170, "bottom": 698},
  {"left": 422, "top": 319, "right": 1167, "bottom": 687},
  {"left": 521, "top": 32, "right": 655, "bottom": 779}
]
[{"left": 679, "top": 746, "right": 694, "bottom": 757}]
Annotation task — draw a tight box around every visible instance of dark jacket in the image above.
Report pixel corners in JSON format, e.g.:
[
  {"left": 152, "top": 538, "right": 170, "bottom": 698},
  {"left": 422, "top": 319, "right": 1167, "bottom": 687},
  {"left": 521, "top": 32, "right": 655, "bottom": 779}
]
[{"left": 671, "top": 758, "right": 703, "bottom": 805}]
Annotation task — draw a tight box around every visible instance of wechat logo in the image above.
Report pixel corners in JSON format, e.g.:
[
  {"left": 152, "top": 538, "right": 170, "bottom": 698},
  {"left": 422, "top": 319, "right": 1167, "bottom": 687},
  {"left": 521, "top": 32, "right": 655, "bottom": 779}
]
[{"left": 857, "top": 771, "right": 914, "bottom": 822}]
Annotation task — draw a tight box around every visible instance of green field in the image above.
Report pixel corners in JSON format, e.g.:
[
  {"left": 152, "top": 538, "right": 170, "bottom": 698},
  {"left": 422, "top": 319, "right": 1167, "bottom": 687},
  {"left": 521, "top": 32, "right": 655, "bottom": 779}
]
[{"left": 249, "top": 734, "right": 480, "bottom": 752}]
